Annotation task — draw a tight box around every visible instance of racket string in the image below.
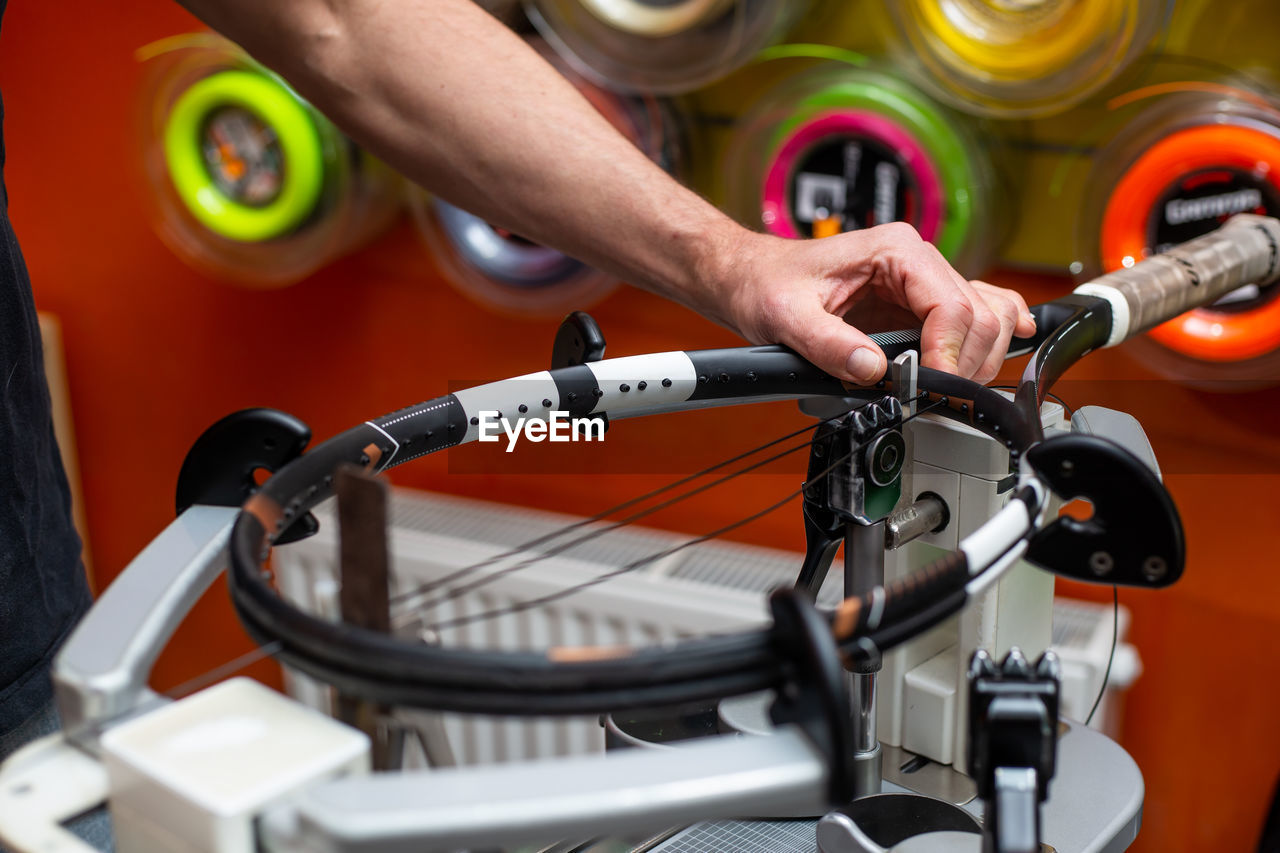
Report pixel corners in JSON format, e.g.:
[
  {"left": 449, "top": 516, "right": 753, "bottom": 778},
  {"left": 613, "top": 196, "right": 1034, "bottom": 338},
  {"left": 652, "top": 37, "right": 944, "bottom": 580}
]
[
  {"left": 418, "top": 398, "right": 944, "bottom": 633},
  {"left": 390, "top": 394, "right": 926, "bottom": 611}
]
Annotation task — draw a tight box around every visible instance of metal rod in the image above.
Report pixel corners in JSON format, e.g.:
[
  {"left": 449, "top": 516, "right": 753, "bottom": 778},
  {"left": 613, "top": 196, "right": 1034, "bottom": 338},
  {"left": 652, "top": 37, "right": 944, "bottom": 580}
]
[
  {"left": 845, "top": 519, "right": 885, "bottom": 797},
  {"left": 885, "top": 494, "right": 949, "bottom": 551},
  {"left": 845, "top": 519, "right": 885, "bottom": 599},
  {"left": 852, "top": 672, "right": 878, "bottom": 755}
]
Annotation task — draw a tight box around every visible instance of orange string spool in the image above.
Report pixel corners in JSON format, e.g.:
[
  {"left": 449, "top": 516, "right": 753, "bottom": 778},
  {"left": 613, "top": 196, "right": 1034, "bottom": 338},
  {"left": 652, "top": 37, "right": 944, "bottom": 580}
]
[{"left": 1100, "top": 122, "right": 1280, "bottom": 363}]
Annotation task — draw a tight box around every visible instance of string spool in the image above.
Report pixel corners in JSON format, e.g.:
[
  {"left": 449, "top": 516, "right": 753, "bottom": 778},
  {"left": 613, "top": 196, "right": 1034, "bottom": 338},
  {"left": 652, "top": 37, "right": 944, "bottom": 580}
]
[
  {"left": 885, "top": 0, "right": 1170, "bottom": 118},
  {"left": 136, "top": 34, "right": 401, "bottom": 287},
  {"left": 724, "top": 62, "right": 1000, "bottom": 276},
  {"left": 1080, "top": 83, "right": 1280, "bottom": 387},
  {"left": 408, "top": 39, "right": 682, "bottom": 317},
  {"left": 525, "top": 0, "right": 805, "bottom": 94}
]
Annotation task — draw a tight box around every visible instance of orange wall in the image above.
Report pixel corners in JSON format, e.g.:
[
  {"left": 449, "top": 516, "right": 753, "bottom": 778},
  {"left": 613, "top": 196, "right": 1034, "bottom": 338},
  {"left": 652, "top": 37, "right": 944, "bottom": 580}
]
[{"left": 2, "top": 2, "right": 1278, "bottom": 851}]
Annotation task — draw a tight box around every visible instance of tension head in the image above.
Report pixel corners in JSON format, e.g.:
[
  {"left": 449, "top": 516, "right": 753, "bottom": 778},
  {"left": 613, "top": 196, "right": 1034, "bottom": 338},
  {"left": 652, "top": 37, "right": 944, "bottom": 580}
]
[{"left": 807, "top": 396, "right": 905, "bottom": 526}]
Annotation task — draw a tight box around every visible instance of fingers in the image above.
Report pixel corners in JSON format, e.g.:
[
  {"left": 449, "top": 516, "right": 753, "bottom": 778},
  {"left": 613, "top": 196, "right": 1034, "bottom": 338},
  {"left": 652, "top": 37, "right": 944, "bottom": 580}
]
[
  {"left": 950, "top": 276, "right": 1003, "bottom": 381},
  {"left": 969, "top": 281, "right": 1037, "bottom": 383},
  {"left": 787, "top": 298, "right": 889, "bottom": 384},
  {"left": 971, "top": 285, "right": 1020, "bottom": 383},
  {"left": 865, "top": 224, "right": 971, "bottom": 373},
  {"left": 726, "top": 223, "right": 1036, "bottom": 388},
  {"left": 975, "top": 280, "right": 1037, "bottom": 339},
  {"left": 919, "top": 249, "right": 1006, "bottom": 381},
  {"left": 865, "top": 225, "right": 1035, "bottom": 383},
  {"left": 880, "top": 232, "right": 998, "bottom": 378},
  {"left": 917, "top": 298, "right": 973, "bottom": 376}
]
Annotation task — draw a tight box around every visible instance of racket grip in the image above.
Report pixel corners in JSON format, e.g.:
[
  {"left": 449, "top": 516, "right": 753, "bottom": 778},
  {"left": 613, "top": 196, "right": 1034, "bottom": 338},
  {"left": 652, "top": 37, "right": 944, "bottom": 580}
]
[
  {"left": 866, "top": 324, "right": 1040, "bottom": 363},
  {"left": 867, "top": 328, "right": 923, "bottom": 363},
  {"left": 1074, "top": 213, "right": 1280, "bottom": 347}
]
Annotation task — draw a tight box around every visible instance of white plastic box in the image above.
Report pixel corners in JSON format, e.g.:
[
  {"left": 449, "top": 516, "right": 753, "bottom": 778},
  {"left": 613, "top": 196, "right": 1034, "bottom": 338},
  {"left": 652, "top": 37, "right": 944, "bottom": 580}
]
[{"left": 100, "top": 678, "right": 369, "bottom": 853}]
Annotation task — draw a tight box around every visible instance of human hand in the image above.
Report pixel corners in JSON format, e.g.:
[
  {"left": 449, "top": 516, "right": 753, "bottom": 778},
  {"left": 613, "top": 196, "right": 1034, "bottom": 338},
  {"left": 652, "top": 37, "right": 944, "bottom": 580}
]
[{"left": 708, "top": 222, "right": 1036, "bottom": 385}]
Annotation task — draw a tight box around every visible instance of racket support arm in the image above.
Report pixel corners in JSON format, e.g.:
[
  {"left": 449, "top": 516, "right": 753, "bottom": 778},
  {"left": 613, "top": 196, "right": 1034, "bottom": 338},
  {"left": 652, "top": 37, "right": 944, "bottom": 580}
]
[
  {"left": 257, "top": 728, "right": 829, "bottom": 852},
  {"left": 51, "top": 505, "right": 238, "bottom": 751}
]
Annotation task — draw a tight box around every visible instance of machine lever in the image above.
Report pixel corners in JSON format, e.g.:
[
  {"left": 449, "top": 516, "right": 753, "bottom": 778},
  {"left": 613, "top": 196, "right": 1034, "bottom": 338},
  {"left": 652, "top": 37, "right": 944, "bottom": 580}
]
[
  {"left": 174, "top": 407, "right": 317, "bottom": 544},
  {"left": 550, "top": 310, "right": 609, "bottom": 431},
  {"left": 550, "top": 310, "right": 607, "bottom": 369},
  {"left": 1025, "top": 433, "right": 1184, "bottom": 588}
]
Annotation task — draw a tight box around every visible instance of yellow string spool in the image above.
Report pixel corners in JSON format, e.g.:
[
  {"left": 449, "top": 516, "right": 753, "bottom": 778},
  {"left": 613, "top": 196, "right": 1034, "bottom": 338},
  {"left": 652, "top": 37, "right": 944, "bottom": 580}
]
[
  {"left": 136, "top": 33, "right": 402, "bottom": 287},
  {"left": 888, "top": 0, "right": 1169, "bottom": 117},
  {"left": 918, "top": 0, "right": 1116, "bottom": 80}
]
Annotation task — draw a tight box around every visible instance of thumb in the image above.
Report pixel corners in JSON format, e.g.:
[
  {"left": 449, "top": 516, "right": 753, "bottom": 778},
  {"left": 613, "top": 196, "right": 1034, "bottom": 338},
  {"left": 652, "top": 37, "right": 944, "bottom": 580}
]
[{"left": 785, "top": 305, "right": 888, "bottom": 384}]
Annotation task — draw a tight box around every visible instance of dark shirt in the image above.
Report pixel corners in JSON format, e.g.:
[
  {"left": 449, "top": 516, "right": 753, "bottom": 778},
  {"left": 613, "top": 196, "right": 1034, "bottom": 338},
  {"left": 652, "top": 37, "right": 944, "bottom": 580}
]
[{"left": 0, "top": 0, "right": 93, "bottom": 734}]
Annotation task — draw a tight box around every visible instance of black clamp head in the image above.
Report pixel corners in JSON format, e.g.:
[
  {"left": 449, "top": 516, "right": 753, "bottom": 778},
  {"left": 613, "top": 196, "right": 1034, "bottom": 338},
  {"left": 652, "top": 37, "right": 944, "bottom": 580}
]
[
  {"left": 550, "top": 310, "right": 607, "bottom": 369},
  {"left": 805, "top": 396, "right": 905, "bottom": 526},
  {"left": 794, "top": 396, "right": 905, "bottom": 595},
  {"left": 967, "top": 648, "right": 1061, "bottom": 853},
  {"left": 968, "top": 647, "right": 1060, "bottom": 802}
]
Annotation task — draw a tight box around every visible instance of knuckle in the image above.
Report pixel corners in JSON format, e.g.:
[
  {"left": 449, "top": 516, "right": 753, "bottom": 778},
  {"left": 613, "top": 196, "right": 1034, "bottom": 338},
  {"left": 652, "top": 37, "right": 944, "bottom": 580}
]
[
  {"left": 973, "top": 308, "right": 1002, "bottom": 340},
  {"left": 878, "top": 221, "right": 922, "bottom": 244},
  {"left": 948, "top": 297, "right": 976, "bottom": 327},
  {"left": 995, "top": 298, "right": 1020, "bottom": 328},
  {"left": 921, "top": 240, "right": 949, "bottom": 262},
  {"left": 987, "top": 284, "right": 1026, "bottom": 311}
]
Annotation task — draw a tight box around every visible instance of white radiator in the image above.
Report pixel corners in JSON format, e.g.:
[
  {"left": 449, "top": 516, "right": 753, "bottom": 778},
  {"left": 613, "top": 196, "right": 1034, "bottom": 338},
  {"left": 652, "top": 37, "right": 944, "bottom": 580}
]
[{"left": 273, "top": 488, "right": 1138, "bottom": 765}]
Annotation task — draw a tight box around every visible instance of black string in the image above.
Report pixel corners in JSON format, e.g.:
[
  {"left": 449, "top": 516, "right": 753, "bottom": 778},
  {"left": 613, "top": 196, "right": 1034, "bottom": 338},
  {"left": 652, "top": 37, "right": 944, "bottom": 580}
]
[
  {"left": 105, "top": 640, "right": 290, "bottom": 726},
  {"left": 1085, "top": 586, "right": 1119, "bottom": 728},
  {"left": 391, "top": 396, "right": 922, "bottom": 608},
  {"left": 425, "top": 477, "right": 822, "bottom": 632},
  {"left": 407, "top": 431, "right": 822, "bottom": 613},
  {"left": 423, "top": 398, "right": 945, "bottom": 632},
  {"left": 389, "top": 407, "right": 861, "bottom": 605}
]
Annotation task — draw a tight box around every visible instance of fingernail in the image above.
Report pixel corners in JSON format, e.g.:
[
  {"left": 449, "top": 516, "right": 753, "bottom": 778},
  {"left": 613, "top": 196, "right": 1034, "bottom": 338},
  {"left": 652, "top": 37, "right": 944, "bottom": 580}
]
[
  {"left": 846, "top": 347, "right": 883, "bottom": 382},
  {"left": 1026, "top": 311, "right": 1037, "bottom": 326}
]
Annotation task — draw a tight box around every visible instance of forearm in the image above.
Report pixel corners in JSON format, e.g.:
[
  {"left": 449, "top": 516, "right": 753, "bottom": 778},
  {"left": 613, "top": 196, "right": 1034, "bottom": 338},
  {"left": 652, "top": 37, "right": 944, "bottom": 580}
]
[
  {"left": 181, "top": 0, "right": 747, "bottom": 321},
  {"left": 180, "top": 0, "right": 1036, "bottom": 384}
]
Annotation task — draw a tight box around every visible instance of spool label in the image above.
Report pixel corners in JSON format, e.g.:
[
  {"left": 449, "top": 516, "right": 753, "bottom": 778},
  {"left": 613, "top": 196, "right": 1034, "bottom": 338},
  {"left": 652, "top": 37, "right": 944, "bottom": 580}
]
[
  {"left": 201, "top": 106, "right": 284, "bottom": 208},
  {"left": 1149, "top": 166, "right": 1280, "bottom": 310},
  {"left": 789, "top": 137, "right": 919, "bottom": 237},
  {"left": 1150, "top": 167, "right": 1278, "bottom": 251}
]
